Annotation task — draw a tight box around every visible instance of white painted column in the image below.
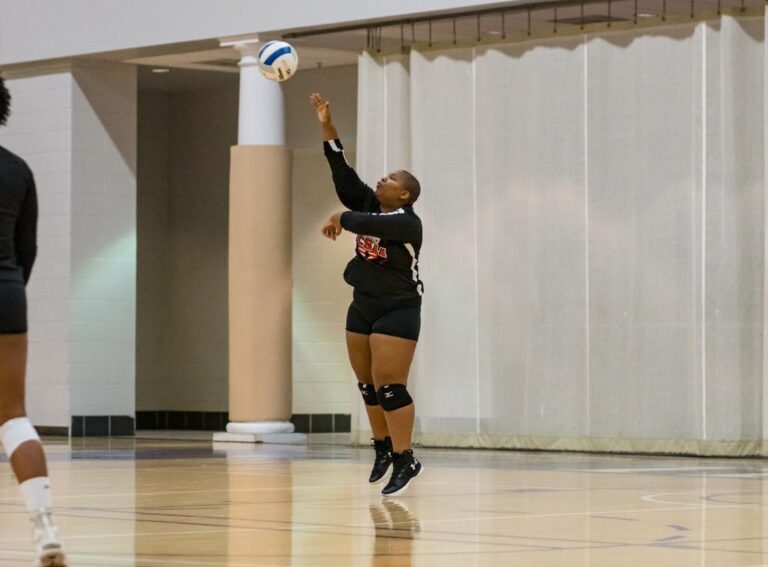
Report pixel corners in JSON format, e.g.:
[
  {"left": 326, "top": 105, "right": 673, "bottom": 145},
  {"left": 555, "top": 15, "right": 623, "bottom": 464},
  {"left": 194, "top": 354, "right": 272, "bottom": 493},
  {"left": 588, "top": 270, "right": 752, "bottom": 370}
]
[
  {"left": 235, "top": 40, "right": 285, "bottom": 146},
  {"left": 215, "top": 37, "right": 298, "bottom": 443}
]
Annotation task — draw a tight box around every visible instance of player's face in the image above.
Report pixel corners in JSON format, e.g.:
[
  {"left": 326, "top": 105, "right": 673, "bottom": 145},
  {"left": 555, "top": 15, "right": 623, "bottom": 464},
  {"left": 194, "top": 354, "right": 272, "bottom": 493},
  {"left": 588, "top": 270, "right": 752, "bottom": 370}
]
[{"left": 375, "top": 171, "right": 409, "bottom": 208}]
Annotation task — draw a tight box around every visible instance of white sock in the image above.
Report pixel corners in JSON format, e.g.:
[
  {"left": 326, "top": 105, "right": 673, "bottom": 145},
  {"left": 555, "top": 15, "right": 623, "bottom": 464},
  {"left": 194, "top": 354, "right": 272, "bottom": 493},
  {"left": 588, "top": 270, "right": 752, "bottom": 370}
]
[{"left": 19, "top": 476, "right": 53, "bottom": 512}]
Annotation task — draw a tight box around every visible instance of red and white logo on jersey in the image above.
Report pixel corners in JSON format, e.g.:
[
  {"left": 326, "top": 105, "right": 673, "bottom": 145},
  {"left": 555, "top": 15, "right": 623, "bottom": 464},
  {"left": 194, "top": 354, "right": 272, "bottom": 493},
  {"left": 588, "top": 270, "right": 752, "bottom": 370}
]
[{"left": 357, "top": 235, "right": 388, "bottom": 261}]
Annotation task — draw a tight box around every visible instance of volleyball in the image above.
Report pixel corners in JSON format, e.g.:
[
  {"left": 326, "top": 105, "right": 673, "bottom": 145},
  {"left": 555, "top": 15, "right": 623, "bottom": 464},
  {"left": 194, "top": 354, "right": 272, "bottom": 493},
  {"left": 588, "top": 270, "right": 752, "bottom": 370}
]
[{"left": 257, "top": 40, "right": 299, "bottom": 82}]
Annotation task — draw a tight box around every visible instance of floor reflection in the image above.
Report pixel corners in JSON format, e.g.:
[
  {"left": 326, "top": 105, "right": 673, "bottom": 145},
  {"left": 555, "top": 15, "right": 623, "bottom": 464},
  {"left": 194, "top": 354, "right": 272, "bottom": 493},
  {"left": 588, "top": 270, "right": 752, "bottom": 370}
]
[{"left": 370, "top": 499, "right": 421, "bottom": 565}]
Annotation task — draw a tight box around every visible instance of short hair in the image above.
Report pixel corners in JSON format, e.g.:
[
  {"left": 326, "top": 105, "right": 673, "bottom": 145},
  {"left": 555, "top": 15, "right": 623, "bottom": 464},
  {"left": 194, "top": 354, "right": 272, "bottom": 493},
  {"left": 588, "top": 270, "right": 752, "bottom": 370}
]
[
  {"left": 399, "top": 170, "right": 421, "bottom": 205},
  {"left": 0, "top": 77, "right": 9, "bottom": 127}
]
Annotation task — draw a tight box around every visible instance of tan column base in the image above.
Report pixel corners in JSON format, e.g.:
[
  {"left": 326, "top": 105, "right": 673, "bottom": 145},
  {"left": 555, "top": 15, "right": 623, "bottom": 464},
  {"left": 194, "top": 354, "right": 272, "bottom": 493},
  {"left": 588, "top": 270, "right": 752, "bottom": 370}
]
[{"left": 228, "top": 145, "right": 292, "bottom": 425}]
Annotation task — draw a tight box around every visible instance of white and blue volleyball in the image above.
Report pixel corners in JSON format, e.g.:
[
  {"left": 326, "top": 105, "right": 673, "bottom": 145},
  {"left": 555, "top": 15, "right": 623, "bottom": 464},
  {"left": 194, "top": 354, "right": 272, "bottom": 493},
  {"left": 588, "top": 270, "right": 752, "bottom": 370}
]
[{"left": 257, "top": 41, "right": 299, "bottom": 82}]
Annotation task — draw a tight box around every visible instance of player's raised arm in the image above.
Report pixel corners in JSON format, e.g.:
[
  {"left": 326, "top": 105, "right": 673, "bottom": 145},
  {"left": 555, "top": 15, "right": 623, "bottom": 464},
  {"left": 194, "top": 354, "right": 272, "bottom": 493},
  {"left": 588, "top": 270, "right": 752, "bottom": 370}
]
[
  {"left": 311, "top": 92, "right": 376, "bottom": 212},
  {"left": 310, "top": 91, "right": 338, "bottom": 141}
]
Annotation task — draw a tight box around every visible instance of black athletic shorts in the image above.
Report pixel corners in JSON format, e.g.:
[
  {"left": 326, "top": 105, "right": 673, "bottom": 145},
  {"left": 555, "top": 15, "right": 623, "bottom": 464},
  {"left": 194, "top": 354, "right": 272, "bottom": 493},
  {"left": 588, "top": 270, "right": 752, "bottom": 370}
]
[
  {"left": 0, "top": 278, "right": 27, "bottom": 334},
  {"left": 346, "top": 290, "right": 421, "bottom": 341}
]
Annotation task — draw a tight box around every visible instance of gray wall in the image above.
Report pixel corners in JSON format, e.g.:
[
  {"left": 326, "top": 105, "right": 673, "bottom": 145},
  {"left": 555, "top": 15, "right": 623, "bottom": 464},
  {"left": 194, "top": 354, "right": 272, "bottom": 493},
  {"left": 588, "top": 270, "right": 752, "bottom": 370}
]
[
  {"left": 0, "top": 63, "right": 138, "bottom": 426},
  {"left": 286, "top": 65, "right": 361, "bottom": 415},
  {"left": 137, "top": 92, "right": 169, "bottom": 411},
  {"left": 137, "top": 86, "right": 236, "bottom": 412}
]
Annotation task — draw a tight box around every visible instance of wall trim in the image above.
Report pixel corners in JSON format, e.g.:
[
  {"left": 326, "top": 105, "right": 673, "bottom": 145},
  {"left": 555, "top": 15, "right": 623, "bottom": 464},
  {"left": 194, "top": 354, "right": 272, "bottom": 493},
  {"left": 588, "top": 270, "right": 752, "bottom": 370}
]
[
  {"left": 352, "top": 431, "right": 768, "bottom": 458},
  {"left": 135, "top": 411, "right": 351, "bottom": 433}
]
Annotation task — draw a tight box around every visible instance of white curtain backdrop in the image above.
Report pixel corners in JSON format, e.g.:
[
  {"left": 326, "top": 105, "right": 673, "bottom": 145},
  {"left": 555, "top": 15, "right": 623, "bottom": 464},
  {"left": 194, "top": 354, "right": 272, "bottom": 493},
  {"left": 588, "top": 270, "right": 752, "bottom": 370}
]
[{"left": 355, "top": 13, "right": 766, "bottom": 455}]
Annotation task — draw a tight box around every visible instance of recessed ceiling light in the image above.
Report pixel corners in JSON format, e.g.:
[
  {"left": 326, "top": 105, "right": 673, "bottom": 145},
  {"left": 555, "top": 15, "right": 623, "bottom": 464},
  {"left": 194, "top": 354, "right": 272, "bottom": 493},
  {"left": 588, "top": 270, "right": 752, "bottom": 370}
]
[
  {"left": 152, "top": 68, "right": 171, "bottom": 73},
  {"left": 638, "top": 13, "right": 657, "bottom": 18}
]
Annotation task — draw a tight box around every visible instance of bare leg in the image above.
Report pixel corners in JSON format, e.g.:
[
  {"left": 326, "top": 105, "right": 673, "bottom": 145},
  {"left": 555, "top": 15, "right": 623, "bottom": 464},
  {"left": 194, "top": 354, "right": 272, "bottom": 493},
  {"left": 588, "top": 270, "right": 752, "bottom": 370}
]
[
  {"left": 370, "top": 334, "right": 417, "bottom": 454},
  {"left": 346, "top": 331, "right": 389, "bottom": 440},
  {"left": 0, "top": 334, "right": 47, "bottom": 483},
  {"left": 0, "top": 333, "right": 65, "bottom": 564}
]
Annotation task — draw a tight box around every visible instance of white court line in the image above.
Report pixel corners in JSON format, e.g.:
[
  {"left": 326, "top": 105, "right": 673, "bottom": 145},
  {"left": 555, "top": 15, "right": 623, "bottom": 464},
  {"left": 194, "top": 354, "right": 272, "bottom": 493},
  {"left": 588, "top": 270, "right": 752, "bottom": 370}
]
[
  {"left": 0, "top": 501, "right": 758, "bottom": 543},
  {"left": 395, "top": 502, "right": 762, "bottom": 526},
  {"left": 642, "top": 489, "right": 768, "bottom": 506},
  {"left": 0, "top": 500, "right": 760, "bottom": 555},
  {"left": 582, "top": 466, "right": 752, "bottom": 474},
  {"left": 0, "top": 525, "right": 275, "bottom": 544},
  {"left": 0, "top": 480, "right": 362, "bottom": 502},
  {"left": 0, "top": 481, "right": 577, "bottom": 503},
  {"left": 708, "top": 473, "right": 768, "bottom": 479},
  {"left": 0, "top": 472, "right": 743, "bottom": 507},
  {"left": 642, "top": 492, "right": 708, "bottom": 505},
  {"left": 0, "top": 549, "right": 255, "bottom": 567}
]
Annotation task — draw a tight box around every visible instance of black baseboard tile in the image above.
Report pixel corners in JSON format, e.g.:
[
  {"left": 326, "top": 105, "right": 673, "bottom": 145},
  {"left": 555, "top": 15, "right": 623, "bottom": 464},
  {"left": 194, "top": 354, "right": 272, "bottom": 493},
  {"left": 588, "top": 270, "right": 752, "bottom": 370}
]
[
  {"left": 290, "top": 414, "right": 310, "bottom": 433},
  {"left": 133, "top": 411, "right": 351, "bottom": 434},
  {"left": 295, "top": 413, "right": 351, "bottom": 433},
  {"left": 135, "top": 411, "right": 158, "bottom": 430},
  {"left": 204, "top": 412, "right": 225, "bottom": 431},
  {"left": 311, "top": 414, "right": 333, "bottom": 433},
  {"left": 136, "top": 411, "right": 229, "bottom": 431},
  {"left": 110, "top": 416, "right": 135, "bottom": 436},
  {"left": 70, "top": 416, "right": 84, "bottom": 437},
  {"left": 167, "top": 411, "right": 186, "bottom": 430},
  {"left": 70, "top": 416, "right": 135, "bottom": 437},
  {"left": 36, "top": 426, "right": 69, "bottom": 436},
  {"left": 84, "top": 416, "right": 109, "bottom": 436},
  {"left": 333, "top": 414, "right": 351, "bottom": 433},
  {"left": 186, "top": 412, "right": 204, "bottom": 430}
]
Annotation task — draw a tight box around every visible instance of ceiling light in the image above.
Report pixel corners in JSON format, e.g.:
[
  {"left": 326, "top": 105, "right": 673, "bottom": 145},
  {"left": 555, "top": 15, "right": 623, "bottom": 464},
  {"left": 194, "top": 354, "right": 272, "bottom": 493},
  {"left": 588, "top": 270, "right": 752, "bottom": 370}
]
[
  {"left": 152, "top": 68, "right": 171, "bottom": 73},
  {"left": 638, "top": 13, "right": 657, "bottom": 18}
]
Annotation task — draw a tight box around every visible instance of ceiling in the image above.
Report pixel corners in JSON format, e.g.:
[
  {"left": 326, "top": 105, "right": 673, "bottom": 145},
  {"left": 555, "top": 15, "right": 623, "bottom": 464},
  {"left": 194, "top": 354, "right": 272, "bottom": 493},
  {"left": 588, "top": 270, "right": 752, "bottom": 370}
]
[{"left": 128, "top": 0, "right": 762, "bottom": 89}]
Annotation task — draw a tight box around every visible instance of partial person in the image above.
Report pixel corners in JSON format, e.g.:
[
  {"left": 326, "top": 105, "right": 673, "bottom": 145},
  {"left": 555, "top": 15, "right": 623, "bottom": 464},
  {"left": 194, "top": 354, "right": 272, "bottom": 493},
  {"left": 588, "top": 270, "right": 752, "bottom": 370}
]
[
  {"left": 0, "top": 76, "right": 67, "bottom": 567},
  {"left": 311, "top": 92, "right": 424, "bottom": 497}
]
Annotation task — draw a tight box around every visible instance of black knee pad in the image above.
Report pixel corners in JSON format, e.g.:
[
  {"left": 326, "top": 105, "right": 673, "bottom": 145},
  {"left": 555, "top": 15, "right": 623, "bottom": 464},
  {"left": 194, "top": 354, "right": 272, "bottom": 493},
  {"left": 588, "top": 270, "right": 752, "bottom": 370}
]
[
  {"left": 358, "top": 383, "right": 379, "bottom": 406},
  {"left": 377, "top": 384, "right": 413, "bottom": 412}
]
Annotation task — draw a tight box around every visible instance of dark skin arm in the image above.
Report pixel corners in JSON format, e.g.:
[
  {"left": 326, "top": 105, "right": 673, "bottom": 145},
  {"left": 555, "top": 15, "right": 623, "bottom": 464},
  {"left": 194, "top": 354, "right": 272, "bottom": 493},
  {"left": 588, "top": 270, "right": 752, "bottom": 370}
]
[
  {"left": 312, "top": 92, "right": 377, "bottom": 212},
  {"left": 321, "top": 212, "right": 343, "bottom": 241},
  {"left": 321, "top": 210, "right": 421, "bottom": 243},
  {"left": 310, "top": 92, "right": 339, "bottom": 141}
]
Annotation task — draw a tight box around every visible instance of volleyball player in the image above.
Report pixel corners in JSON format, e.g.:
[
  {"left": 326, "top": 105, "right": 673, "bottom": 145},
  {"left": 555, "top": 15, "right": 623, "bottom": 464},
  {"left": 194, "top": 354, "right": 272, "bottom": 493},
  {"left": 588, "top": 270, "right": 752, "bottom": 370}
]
[
  {"left": 0, "top": 77, "right": 66, "bottom": 566},
  {"left": 310, "top": 92, "right": 424, "bottom": 496}
]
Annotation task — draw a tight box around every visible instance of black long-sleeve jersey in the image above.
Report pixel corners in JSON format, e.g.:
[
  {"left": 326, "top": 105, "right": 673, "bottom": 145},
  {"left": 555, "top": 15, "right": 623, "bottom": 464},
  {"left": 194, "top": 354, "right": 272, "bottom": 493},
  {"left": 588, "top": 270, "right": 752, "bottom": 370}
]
[
  {"left": 324, "top": 139, "right": 424, "bottom": 300},
  {"left": 0, "top": 145, "right": 37, "bottom": 284}
]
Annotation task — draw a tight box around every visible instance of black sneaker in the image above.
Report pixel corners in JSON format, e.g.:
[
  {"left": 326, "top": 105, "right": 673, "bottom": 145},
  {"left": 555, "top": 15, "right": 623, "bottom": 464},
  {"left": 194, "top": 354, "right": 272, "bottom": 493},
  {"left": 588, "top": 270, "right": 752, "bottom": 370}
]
[
  {"left": 369, "top": 437, "right": 393, "bottom": 484},
  {"left": 381, "top": 449, "right": 423, "bottom": 497}
]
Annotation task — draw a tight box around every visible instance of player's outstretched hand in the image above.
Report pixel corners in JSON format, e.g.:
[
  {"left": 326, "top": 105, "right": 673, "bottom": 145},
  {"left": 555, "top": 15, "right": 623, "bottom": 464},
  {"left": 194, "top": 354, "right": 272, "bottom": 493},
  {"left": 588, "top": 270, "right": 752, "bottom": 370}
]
[
  {"left": 321, "top": 212, "right": 343, "bottom": 241},
  {"left": 310, "top": 92, "right": 332, "bottom": 126}
]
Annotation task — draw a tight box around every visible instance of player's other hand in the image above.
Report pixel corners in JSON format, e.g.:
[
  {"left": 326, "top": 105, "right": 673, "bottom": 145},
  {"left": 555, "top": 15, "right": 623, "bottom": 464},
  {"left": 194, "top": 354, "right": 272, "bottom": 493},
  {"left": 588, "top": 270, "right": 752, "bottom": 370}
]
[
  {"left": 321, "top": 212, "right": 343, "bottom": 241},
  {"left": 310, "top": 92, "right": 332, "bottom": 126}
]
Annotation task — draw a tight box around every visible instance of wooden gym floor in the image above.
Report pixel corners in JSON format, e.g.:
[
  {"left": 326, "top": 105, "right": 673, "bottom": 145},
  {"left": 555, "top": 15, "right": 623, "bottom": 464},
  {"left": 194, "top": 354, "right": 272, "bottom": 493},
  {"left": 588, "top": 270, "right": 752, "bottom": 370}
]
[{"left": 0, "top": 436, "right": 767, "bottom": 566}]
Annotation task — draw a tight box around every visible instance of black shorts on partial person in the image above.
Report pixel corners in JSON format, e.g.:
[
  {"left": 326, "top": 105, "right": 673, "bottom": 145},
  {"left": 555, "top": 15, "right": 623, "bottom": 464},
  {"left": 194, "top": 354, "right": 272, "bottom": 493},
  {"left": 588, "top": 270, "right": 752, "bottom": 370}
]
[
  {"left": 0, "top": 278, "right": 27, "bottom": 334},
  {"left": 346, "top": 290, "right": 422, "bottom": 341}
]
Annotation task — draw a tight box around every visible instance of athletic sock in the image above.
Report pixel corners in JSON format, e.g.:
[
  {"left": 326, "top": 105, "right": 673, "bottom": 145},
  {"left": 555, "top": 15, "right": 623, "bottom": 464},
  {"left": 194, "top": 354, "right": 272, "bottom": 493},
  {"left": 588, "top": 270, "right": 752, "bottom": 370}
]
[{"left": 19, "top": 476, "right": 52, "bottom": 512}]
